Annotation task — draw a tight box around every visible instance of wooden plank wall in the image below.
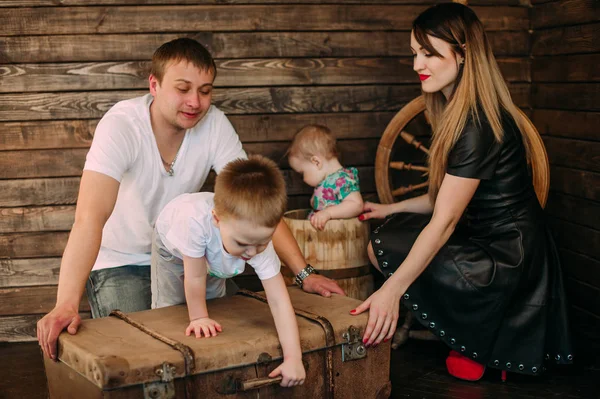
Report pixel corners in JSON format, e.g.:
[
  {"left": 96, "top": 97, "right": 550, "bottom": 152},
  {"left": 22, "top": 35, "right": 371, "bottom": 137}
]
[
  {"left": 530, "top": 0, "right": 600, "bottom": 352},
  {"left": 0, "top": 0, "right": 530, "bottom": 342}
]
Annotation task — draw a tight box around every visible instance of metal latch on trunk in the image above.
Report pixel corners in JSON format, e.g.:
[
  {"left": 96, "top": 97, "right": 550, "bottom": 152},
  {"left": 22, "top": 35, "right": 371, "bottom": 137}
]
[
  {"left": 143, "top": 362, "right": 176, "bottom": 399},
  {"left": 341, "top": 325, "right": 367, "bottom": 362}
]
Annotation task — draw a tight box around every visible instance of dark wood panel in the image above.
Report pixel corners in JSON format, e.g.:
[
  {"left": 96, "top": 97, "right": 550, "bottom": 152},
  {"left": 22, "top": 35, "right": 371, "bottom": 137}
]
[
  {"left": 0, "top": 313, "right": 90, "bottom": 342},
  {"left": 550, "top": 166, "right": 600, "bottom": 200},
  {"left": 0, "top": 286, "right": 90, "bottom": 316},
  {"left": 0, "top": 258, "right": 60, "bottom": 287},
  {"left": 532, "top": 0, "right": 599, "bottom": 29},
  {"left": 532, "top": 22, "right": 600, "bottom": 56},
  {"left": 0, "top": 86, "right": 426, "bottom": 121},
  {"left": 0, "top": 178, "right": 80, "bottom": 208},
  {"left": 560, "top": 249, "right": 600, "bottom": 291},
  {"left": 532, "top": 83, "right": 600, "bottom": 111},
  {"left": 0, "top": 149, "right": 87, "bottom": 179},
  {"left": 549, "top": 218, "right": 600, "bottom": 260},
  {"left": 0, "top": 120, "right": 95, "bottom": 151},
  {"left": 565, "top": 278, "right": 600, "bottom": 317},
  {"left": 0, "top": 84, "right": 532, "bottom": 121},
  {"left": 0, "top": 139, "right": 378, "bottom": 179},
  {"left": 0, "top": 112, "right": 395, "bottom": 151},
  {"left": 532, "top": 54, "right": 600, "bottom": 83},
  {"left": 533, "top": 110, "right": 600, "bottom": 141},
  {"left": 546, "top": 192, "right": 600, "bottom": 230},
  {"left": 0, "top": 0, "right": 528, "bottom": 6},
  {"left": 543, "top": 136, "right": 600, "bottom": 173},
  {"left": 0, "top": 6, "right": 528, "bottom": 36},
  {"left": 0, "top": 31, "right": 530, "bottom": 63},
  {"left": 0, "top": 57, "right": 530, "bottom": 93},
  {"left": 0, "top": 206, "right": 75, "bottom": 234},
  {"left": 0, "top": 232, "right": 69, "bottom": 259}
]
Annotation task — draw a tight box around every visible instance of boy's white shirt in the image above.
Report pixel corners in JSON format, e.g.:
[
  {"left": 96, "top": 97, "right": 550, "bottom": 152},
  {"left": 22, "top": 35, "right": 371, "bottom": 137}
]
[
  {"left": 155, "top": 192, "right": 281, "bottom": 280},
  {"left": 84, "top": 94, "right": 247, "bottom": 270}
]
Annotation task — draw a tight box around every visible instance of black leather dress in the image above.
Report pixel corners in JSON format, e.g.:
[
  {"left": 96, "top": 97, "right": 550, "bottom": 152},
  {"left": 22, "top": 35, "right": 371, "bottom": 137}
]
[{"left": 372, "top": 111, "right": 573, "bottom": 375}]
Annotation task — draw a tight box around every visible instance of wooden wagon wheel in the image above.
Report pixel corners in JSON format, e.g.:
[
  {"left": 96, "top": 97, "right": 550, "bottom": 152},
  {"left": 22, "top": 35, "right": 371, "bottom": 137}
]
[{"left": 375, "top": 95, "right": 551, "bottom": 208}]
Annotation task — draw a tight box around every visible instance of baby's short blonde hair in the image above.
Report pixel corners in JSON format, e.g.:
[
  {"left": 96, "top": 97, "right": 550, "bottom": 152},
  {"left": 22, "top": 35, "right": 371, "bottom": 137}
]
[
  {"left": 287, "top": 124, "right": 338, "bottom": 160},
  {"left": 214, "top": 155, "right": 287, "bottom": 228}
]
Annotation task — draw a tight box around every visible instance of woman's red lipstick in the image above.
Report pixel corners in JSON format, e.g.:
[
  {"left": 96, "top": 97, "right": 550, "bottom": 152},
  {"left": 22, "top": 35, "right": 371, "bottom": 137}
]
[{"left": 419, "top": 74, "right": 430, "bottom": 81}]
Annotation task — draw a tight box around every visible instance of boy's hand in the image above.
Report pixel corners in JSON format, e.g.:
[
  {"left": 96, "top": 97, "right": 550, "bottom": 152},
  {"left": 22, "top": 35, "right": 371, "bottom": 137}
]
[
  {"left": 268, "top": 358, "right": 306, "bottom": 387},
  {"left": 186, "top": 317, "right": 222, "bottom": 338},
  {"left": 309, "top": 210, "right": 331, "bottom": 231}
]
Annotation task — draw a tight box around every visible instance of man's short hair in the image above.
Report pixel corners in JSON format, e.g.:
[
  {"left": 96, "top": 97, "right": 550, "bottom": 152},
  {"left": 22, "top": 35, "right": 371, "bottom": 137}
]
[
  {"left": 150, "top": 38, "right": 217, "bottom": 83},
  {"left": 214, "top": 155, "right": 287, "bottom": 228},
  {"left": 287, "top": 124, "right": 338, "bottom": 160}
]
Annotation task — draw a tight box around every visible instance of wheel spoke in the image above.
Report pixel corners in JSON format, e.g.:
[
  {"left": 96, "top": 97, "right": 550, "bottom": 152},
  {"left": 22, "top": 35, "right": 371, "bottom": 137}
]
[
  {"left": 389, "top": 162, "right": 428, "bottom": 173},
  {"left": 391, "top": 182, "right": 428, "bottom": 197},
  {"left": 400, "top": 131, "right": 430, "bottom": 155}
]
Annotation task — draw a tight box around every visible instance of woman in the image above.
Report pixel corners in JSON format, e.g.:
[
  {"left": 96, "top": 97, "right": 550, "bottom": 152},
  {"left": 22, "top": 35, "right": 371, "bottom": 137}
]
[{"left": 352, "top": 3, "right": 573, "bottom": 381}]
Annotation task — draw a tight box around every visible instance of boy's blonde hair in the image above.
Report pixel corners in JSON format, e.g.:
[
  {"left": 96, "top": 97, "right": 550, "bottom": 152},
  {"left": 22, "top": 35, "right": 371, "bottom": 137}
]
[
  {"left": 287, "top": 124, "right": 338, "bottom": 160},
  {"left": 214, "top": 155, "right": 287, "bottom": 228}
]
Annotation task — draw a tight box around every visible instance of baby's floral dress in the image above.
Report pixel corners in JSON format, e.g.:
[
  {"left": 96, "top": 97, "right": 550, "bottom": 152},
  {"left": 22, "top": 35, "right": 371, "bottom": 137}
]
[{"left": 309, "top": 167, "right": 360, "bottom": 217}]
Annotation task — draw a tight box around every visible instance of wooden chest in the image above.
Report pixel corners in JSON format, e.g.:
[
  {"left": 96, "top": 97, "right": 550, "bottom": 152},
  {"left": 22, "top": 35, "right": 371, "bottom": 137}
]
[{"left": 44, "top": 287, "right": 391, "bottom": 398}]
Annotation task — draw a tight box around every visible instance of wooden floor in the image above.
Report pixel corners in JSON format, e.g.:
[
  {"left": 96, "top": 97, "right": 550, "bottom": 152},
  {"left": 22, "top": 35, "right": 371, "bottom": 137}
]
[{"left": 1, "top": 338, "right": 598, "bottom": 399}]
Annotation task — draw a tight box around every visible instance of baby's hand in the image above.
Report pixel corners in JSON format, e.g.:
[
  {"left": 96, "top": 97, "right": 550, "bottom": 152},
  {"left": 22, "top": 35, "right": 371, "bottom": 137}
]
[
  {"left": 310, "top": 210, "right": 331, "bottom": 231},
  {"left": 186, "top": 317, "right": 222, "bottom": 338},
  {"left": 268, "top": 358, "right": 306, "bottom": 387}
]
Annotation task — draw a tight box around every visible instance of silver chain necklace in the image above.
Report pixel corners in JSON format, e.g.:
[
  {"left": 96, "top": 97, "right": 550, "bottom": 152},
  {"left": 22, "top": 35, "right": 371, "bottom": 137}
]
[{"left": 160, "top": 138, "right": 184, "bottom": 177}]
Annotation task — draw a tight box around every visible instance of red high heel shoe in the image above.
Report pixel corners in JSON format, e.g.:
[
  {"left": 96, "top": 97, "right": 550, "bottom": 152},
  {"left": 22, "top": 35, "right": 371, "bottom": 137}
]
[{"left": 446, "top": 350, "right": 486, "bottom": 381}]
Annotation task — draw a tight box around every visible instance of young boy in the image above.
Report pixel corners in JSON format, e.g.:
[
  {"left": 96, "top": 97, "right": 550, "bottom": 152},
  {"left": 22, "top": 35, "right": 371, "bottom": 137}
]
[{"left": 151, "top": 155, "right": 305, "bottom": 387}]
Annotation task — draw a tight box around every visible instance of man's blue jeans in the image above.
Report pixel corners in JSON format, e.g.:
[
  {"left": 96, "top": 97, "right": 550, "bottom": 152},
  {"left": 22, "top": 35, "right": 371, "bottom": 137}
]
[{"left": 85, "top": 265, "right": 151, "bottom": 318}]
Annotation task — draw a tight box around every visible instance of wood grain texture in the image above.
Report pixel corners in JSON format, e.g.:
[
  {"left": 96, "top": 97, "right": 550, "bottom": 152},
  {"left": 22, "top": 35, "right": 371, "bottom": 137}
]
[
  {"left": 550, "top": 166, "right": 600, "bottom": 201},
  {"left": 532, "top": 109, "right": 600, "bottom": 141},
  {"left": 532, "top": 0, "right": 599, "bottom": 29},
  {"left": 0, "top": 206, "right": 76, "bottom": 234},
  {"left": 0, "top": 258, "right": 61, "bottom": 287},
  {"left": 0, "top": 57, "right": 530, "bottom": 93},
  {"left": 0, "top": 0, "right": 528, "bottom": 6},
  {"left": 0, "top": 178, "right": 81, "bottom": 207},
  {"left": 560, "top": 249, "right": 600, "bottom": 289},
  {"left": 0, "top": 6, "right": 528, "bottom": 36},
  {"left": 0, "top": 112, "right": 395, "bottom": 151},
  {"left": 546, "top": 192, "right": 600, "bottom": 230},
  {"left": 0, "top": 84, "right": 530, "bottom": 121},
  {"left": 0, "top": 286, "right": 90, "bottom": 316},
  {"left": 532, "top": 83, "right": 600, "bottom": 111},
  {"left": 532, "top": 54, "right": 600, "bottom": 83},
  {"left": 0, "top": 31, "right": 530, "bottom": 63},
  {"left": 0, "top": 86, "right": 424, "bottom": 121},
  {"left": 549, "top": 218, "right": 600, "bottom": 260},
  {"left": 0, "top": 232, "right": 70, "bottom": 259},
  {"left": 542, "top": 136, "right": 600, "bottom": 173},
  {"left": 532, "top": 22, "right": 600, "bottom": 56},
  {"left": 0, "top": 140, "right": 377, "bottom": 179}
]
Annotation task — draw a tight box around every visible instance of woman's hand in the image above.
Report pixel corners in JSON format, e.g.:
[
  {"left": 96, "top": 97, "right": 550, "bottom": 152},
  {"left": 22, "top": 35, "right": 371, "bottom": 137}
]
[
  {"left": 350, "top": 281, "right": 402, "bottom": 346},
  {"left": 359, "top": 202, "right": 393, "bottom": 221},
  {"left": 186, "top": 317, "right": 222, "bottom": 338}
]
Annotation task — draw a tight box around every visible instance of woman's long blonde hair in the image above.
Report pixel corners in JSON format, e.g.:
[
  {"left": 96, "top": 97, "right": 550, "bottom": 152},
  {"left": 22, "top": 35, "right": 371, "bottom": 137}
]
[{"left": 414, "top": 4, "right": 531, "bottom": 202}]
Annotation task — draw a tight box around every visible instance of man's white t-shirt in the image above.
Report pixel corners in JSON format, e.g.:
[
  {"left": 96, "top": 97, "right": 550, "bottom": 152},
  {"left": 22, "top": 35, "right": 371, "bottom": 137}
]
[
  {"left": 84, "top": 94, "right": 247, "bottom": 271},
  {"left": 155, "top": 192, "right": 281, "bottom": 280}
]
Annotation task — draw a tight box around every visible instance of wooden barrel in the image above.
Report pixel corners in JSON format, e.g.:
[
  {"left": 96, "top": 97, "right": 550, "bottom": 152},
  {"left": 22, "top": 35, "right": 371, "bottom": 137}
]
[{"left": 282, "top": 209, "right": 374, "bottom": 300}]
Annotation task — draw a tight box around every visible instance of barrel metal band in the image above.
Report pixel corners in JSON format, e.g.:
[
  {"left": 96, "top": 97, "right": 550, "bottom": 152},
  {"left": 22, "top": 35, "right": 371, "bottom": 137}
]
[
  {"left": 109, "top": 309, "right": 195, "bottom": 398},
  {"left": 237, "top": 289, "right": 335, "bottom": 399}
]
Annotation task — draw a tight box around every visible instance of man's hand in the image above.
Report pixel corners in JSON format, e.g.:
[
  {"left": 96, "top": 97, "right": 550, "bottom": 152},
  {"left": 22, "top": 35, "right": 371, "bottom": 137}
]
[
  {"left": 301, "top": 273, "right": 345, "bottom": 298},
  {"left": 37, "top": 304, "right": 82, "bottom": 361}
]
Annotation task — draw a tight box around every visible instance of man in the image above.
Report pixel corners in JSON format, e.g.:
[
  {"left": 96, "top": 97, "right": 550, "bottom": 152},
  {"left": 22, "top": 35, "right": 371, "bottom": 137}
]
[{"left": 37, "top": 38, "right": 344, "bottom": 361}]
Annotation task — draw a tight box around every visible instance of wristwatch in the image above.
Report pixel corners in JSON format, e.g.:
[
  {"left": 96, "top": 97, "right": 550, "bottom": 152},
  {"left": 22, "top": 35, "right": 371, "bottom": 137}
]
[{"left": 294, "top": 264, "right": 318, "bottom": 288}]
